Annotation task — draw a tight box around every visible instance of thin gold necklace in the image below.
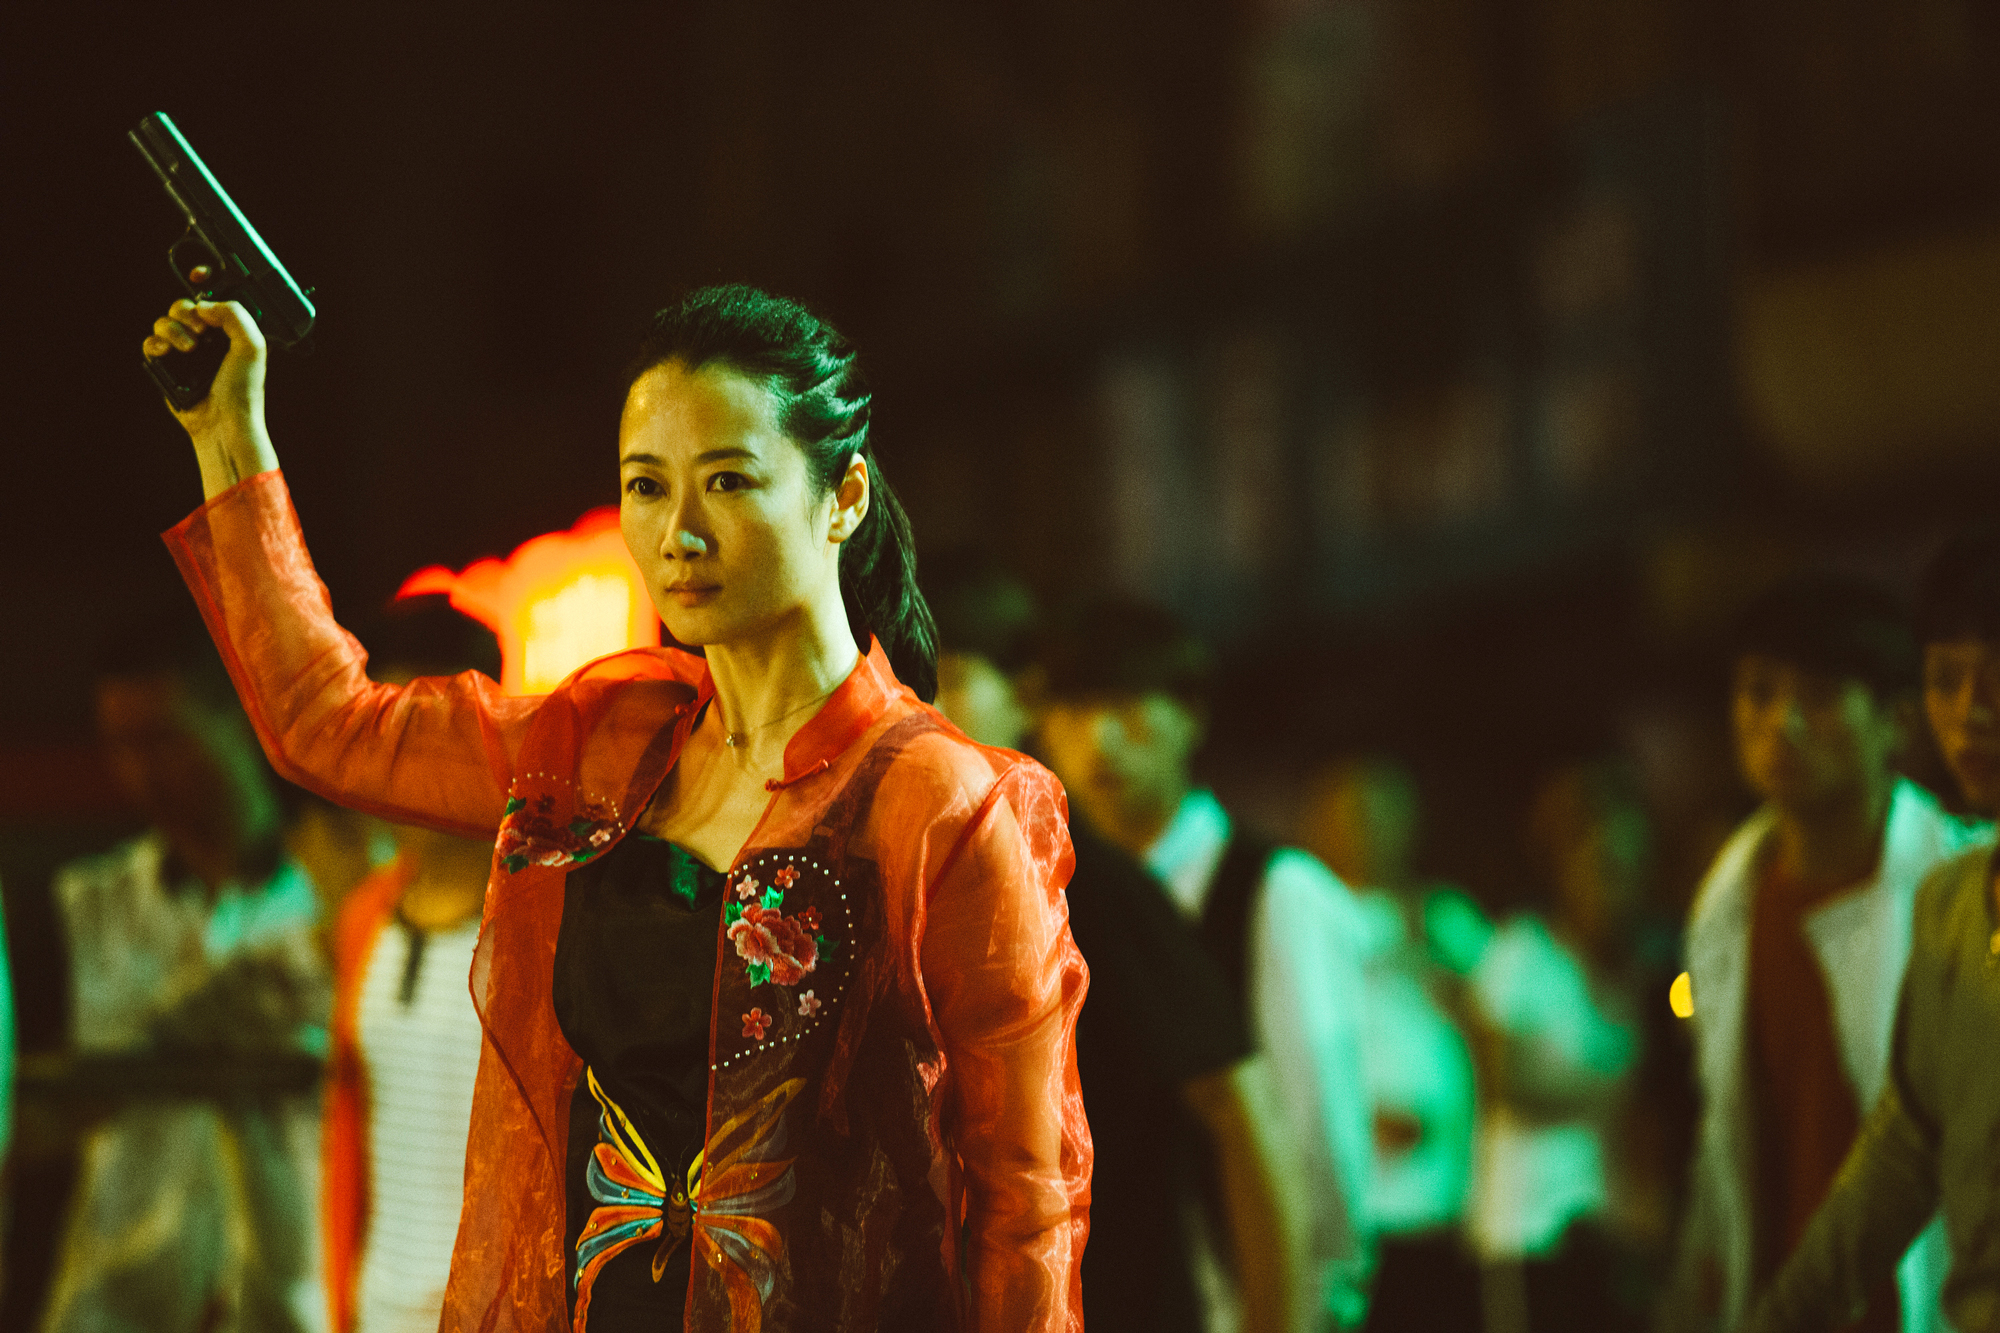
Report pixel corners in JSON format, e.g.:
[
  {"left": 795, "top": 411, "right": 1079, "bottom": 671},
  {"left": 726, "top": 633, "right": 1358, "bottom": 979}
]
[{"left": 719, "top": 685, "right": 839, "bottom": 748}]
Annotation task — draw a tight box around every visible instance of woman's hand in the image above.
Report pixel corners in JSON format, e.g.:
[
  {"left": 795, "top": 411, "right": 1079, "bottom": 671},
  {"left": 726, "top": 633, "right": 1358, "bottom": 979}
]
[{"left": 142, "top": 296, "right": 280, "bottom": 500}]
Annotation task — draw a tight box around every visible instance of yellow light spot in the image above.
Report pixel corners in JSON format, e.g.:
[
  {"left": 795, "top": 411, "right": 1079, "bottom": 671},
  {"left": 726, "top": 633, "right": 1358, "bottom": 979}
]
[{"left": 1669, "top": 971, "right": 1694, "bottom": 1019}]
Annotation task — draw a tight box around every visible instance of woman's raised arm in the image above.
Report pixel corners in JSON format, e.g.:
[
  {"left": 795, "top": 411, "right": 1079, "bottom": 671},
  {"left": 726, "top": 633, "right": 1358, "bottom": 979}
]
[{"left": 147, "top": 299, "right": 534, "bottom": 838}]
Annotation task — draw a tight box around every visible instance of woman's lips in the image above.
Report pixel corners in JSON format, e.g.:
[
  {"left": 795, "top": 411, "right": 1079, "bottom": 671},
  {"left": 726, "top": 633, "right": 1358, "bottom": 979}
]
[{"left": 666, "top": 584, "right": 720, "bottom": 606}]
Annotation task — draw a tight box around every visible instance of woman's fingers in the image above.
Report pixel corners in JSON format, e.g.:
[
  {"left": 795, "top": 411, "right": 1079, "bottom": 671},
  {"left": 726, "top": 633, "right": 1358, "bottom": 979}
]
[
  {"left": 153, "top": 312, "right": 201, "bottom": 352},
  {"left": 144, "top": 299, "right": 268, "bottom": 360}
]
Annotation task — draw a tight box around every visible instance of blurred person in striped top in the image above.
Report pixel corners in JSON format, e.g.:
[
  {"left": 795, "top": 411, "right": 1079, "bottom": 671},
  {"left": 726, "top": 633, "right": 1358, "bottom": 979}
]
[{"left": 322, "top": 603, "right": 501, "bottom": 1333}]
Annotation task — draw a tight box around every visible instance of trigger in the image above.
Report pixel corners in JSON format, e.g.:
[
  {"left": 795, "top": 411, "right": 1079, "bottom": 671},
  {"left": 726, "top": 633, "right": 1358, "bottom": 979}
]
[{"left": 168, "top": 230, "right": 224, "bottom": 298}]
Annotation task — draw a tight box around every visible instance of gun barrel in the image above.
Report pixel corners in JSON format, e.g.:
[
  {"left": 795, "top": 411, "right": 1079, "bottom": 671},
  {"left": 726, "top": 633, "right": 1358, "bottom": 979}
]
[{"left": 130, "top": 112, "right": 316, "bottom": 346}]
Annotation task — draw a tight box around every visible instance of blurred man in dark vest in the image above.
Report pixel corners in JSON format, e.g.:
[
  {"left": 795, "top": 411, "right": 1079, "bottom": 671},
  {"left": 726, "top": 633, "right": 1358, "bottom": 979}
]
[
  {"left": 1036, "top": 594, "right": 1373, "bottom": 1331},
  {"left": 926, "top": 557, "right": 1313, "bottom": 1333}
]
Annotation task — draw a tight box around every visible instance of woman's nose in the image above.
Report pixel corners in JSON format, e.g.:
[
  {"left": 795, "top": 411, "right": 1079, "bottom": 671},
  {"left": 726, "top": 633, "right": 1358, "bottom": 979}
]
[{"left": 666, "top": 526, "right": 707, "bottom": 558}]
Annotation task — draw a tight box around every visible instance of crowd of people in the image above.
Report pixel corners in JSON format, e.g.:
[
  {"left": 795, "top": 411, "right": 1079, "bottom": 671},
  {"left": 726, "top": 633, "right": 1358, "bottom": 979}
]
[
  {"left": 1, "top": 283, "right": 1997, "bottom": 1333},
  {"left": 934, "top": 535, "right": 2000, "bottom": 1333}
]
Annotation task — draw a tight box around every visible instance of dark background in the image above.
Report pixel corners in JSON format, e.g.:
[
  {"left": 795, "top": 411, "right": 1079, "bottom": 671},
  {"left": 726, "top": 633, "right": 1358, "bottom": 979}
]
[{"left": 4, "top": 1, "right": 2000, "bottom": 1319}]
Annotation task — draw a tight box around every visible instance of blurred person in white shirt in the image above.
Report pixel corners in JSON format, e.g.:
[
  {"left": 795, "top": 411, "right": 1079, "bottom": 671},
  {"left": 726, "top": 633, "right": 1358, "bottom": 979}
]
[
  {"left": 1462, "top": 761, "right": 1657, "bottom": 1333},
  {"left": 1298, "top": 756, "right": 1479, "bottom": 1331}
]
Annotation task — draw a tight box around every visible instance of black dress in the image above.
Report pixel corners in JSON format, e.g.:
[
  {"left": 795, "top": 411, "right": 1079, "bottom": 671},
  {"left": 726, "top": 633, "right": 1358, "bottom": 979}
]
[{"left": 554, "top": 832, "right": 725, "bottom": 1330}]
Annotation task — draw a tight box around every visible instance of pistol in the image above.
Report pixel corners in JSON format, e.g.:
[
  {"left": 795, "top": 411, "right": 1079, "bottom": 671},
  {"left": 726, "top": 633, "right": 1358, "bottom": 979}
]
[{"left": 131, "top": 111, "right": 316, "bottom": 409}]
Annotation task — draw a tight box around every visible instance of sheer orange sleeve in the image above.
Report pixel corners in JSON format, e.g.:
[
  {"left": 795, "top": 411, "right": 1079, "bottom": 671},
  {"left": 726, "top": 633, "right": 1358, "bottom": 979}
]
[
  {"left": 920, "top": 761, "right": 1090, "bottom": 1333},
  {"left": 163, "top": 471, "right": 536, "bottom": 838}
]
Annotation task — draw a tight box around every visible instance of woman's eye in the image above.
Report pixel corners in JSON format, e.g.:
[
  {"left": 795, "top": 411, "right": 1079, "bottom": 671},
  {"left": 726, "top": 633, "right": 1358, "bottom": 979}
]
[
  {"left": 707, "top": 471, "right": 747, "bottom": 493},
  {"left": 624, "top": 476, "right": 661, "bottom": 498}
]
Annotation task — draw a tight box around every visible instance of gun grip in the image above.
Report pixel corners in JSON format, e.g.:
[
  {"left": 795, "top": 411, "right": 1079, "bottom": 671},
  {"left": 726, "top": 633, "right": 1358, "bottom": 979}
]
[{"left": 143, "top": 326, "right": 229, "bottom": 410}]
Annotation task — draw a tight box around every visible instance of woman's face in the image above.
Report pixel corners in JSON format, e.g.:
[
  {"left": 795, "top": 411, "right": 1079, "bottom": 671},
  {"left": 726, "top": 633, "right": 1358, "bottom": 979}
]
[{"left": 619, "top": 360, "right": 863, "bottom": 650}]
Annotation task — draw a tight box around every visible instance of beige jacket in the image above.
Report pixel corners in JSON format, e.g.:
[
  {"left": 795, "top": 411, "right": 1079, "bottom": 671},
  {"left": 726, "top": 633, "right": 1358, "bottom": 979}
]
[{"left": 1746, "top": 843, "right": 2000, "bottom": 1333}]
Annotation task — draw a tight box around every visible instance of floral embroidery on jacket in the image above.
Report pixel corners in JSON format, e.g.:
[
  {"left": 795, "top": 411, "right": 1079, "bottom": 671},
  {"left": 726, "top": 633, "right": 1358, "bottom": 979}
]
[
  {"left": 711, "top": 852, "right": 850, "bottom": 1071},
  {"left": 725, "top": 885, "right": 828, "bottom": 989},
  {"left": 496, "top": 793, "right": 617, "bottom": 874}
]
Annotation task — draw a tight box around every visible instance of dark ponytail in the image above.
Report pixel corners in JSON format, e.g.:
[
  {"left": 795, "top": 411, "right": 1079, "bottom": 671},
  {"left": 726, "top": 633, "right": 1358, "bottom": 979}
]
[{"left": 625, "top": 285, "right": 938, "bottom": 702}]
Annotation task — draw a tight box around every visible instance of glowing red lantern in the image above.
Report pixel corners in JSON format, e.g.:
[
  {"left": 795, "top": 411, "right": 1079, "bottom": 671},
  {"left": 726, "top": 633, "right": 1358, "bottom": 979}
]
[{"left": 397, "top": 507, "right": 660, "bottom": 695}]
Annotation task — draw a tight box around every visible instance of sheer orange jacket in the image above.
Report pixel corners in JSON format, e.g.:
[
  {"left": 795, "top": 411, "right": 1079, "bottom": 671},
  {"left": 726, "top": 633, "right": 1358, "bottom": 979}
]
[{"left": 167, "top": 472, "right": 1091, "bottom": 1333}]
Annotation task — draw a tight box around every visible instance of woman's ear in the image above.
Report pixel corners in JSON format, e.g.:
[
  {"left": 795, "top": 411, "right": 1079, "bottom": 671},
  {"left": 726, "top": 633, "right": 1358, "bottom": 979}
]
[{"left": 828, "top": 454, "right": 871, "bottom": 544}]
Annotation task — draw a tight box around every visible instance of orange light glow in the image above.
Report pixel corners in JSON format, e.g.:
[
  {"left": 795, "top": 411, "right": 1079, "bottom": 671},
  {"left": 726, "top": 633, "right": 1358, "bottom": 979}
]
[{"left": 397, "top": 507, "right": 660, "bottom": 695}]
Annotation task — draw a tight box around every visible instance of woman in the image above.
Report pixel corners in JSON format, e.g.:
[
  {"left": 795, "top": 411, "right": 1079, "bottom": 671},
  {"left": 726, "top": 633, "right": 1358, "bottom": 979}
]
[{"left": 142, "top": 285, "right": 1090, "bottom": 1333}]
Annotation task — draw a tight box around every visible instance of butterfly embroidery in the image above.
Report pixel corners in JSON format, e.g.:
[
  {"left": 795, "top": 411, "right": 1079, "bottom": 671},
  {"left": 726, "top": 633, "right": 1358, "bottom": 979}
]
[{"left": 571, "top": 1069, "right": 691, "bottom": 1331}]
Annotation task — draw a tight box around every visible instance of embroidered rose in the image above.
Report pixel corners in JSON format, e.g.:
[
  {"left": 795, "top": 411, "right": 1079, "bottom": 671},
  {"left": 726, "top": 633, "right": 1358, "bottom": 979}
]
[
  {"left": 496, "top": 794, "right": 617, "bottom": 873},
  {"left": 741, "top": 1008, "right": 771, "bottom": 1040},
  {"left": 727, "top": 903, "right": 820, "bottom": 987},
  {"left": 774, "top": 865, "right": 799, "bottom": 888},
  {"left": 797, "top": 990, "right": 820, "bottom": 1017}
]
